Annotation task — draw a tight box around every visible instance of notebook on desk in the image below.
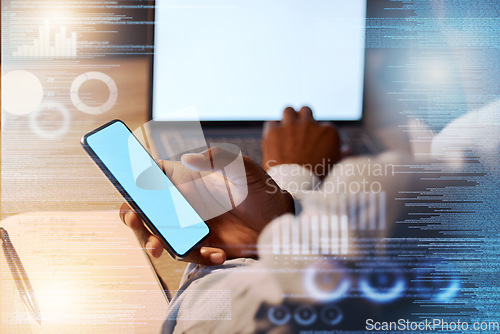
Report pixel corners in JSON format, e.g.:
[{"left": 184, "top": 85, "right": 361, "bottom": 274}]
[
  {"left": 0, "top": 211, "right": 168, "bottom": 333},
  {"left": 147, "top": 0, "right": 380, "bottom": 164}
]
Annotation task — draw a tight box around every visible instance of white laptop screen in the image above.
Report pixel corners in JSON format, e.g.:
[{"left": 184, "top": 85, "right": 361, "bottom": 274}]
[{"left": 152, "top": 0, "right": 366, "bottom": 121}]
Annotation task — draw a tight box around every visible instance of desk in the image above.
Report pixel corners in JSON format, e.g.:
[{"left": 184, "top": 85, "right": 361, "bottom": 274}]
[
  {"left": 1, "top": 211, "right": 169, "bottom": 333},
  {"left": 1, "top": 56, "right": 186, "bottom": 294}
]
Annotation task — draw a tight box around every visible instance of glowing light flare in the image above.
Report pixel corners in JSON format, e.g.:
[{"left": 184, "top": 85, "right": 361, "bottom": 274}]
[
  {"left": 2, "top": 70, "right": 44, "bottom": 115},
  {"left": 435, "top": 278, "right": 460, "bottom": 303},
  {"left": 34, "top": 279, "right": 82, "bottom": 323},
  {"left": 418, "top": 58, "right": 454, "bottom": 86}
]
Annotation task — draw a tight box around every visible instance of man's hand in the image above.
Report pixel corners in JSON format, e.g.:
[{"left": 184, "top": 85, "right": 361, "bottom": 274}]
[
  {"left": 120, "top": 147, "right": 294, "bottom": 266},
  {"left": 262, "top": 106, "right": 341, "bottom": 178}
]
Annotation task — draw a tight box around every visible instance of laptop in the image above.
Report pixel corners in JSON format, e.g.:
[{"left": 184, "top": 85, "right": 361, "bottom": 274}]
[{"left": 147, "top": 0, "right": 377, "bottom": 165}]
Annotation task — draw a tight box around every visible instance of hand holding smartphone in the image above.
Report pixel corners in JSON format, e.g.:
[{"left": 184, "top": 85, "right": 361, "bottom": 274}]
[{"left": 81, "top": 120, "right": 210, "bottom": 260}]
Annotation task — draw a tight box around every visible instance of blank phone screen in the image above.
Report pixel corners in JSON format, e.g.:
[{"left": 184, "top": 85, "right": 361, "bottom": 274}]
[{"left": 84, "top": 121, "right": 209, "bottom": 256}]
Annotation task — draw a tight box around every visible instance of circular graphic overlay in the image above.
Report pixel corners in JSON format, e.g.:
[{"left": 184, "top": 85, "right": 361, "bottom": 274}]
[
  {"left": 413, "top": 264, "right": 461, "bottom": 302},
  {"left": 303, "top": 264, "right": 351, "bottom": 302},
  {"left": 70, "top": 71, "right": 118, "bottom": 114},
  {"left": 293, "top": 305, "right": 317, "bottom": 326},
  {"left": 2, "top": 70, "right": 43, "bottom": 115},
  {"left": 267, "top": 305, "right": 291, "bottom": 326},
  {"left": 320, "top": 305, "right": 343, "bottom": 326},
  {"left": 359, "top": 271, "right": 406, "bottom": 304},
  {"left": 29, "top": 101, "right": 70, "bottom": 138}
]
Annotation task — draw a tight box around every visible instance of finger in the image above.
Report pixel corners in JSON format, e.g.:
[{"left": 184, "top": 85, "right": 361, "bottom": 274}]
[
  {"left": 119, "top": 202, "right": 132, "bottom": 224},
  {"left": 121, "top": 210, "right": 158, "bottom": 249},
  {"left": 122, "top": 209, "right": 166, "bottom": 255},
  {"left": 320, "top": 122, "right": 341, "bottom": 140},
  {"left": 156, "top": 159, "right": 182, "bottom": 179},
  {"left": 282, "top": 106, "right": 297, "bottom": 125},
  {"left": 122, "top": 209, "right": 144, "bottom": 231},
  {"left": 298, "top": 106, "right": 315, "bottom": 122},
  {"left": 263, "top": 120, "right": 279, "bottom": 137},
  {"left": 184, "top": 246, "right": 226, "bottom": 265},
  {"left": 182, "top": 146, "right": 248, "bottom": 186},
  {"left": 181, "top": 146, "right": 239, "bottom": 172},
  {"left": 181, "top": 148, "right": 215, "bottom": 171},
  {"left": 145, "top": 235, "right": 164, "bottom": 258}
]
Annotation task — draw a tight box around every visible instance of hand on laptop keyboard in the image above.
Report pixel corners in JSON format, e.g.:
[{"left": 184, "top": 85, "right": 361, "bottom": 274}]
[{"left": 262, "top": 106, "right": 342, "bottom": 179}]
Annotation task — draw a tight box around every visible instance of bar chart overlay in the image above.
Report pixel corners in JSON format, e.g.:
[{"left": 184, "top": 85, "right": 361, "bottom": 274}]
[{"left": 12, "top": 20, "right": 77, "bottom": 58}]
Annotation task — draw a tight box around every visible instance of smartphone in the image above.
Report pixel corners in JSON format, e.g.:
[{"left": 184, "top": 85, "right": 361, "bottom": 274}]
[{"left": 81, "top": 119, "right": 210, "bottom": 260}]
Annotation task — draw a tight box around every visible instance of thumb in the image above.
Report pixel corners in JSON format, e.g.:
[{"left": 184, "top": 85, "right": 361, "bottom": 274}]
[
  {"left": 180, "top": 148, "right": 216, "bottom": 171},
  {"left": 185, "top": 246, "right": 227, "bottom": 266},
  {"left": 181, "top": 146, "right": 247, "bottom": 185},
  {"left": 155, "top": 159, "right": 183, "bottom": 179}
]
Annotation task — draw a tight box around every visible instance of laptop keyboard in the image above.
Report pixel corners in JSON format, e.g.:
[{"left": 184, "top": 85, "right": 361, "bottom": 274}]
[
  {"left": 206, "top": 136, "right": 263, "bottom": 166},
  {"left": 205, "top": 128, "right": 379, "bottom": 167},
  {"left": 157, "top": 127, "right": 378, "bottom": 169},
  {"left": 339, "top": 128, "right": 380, "bottom": 155}
]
